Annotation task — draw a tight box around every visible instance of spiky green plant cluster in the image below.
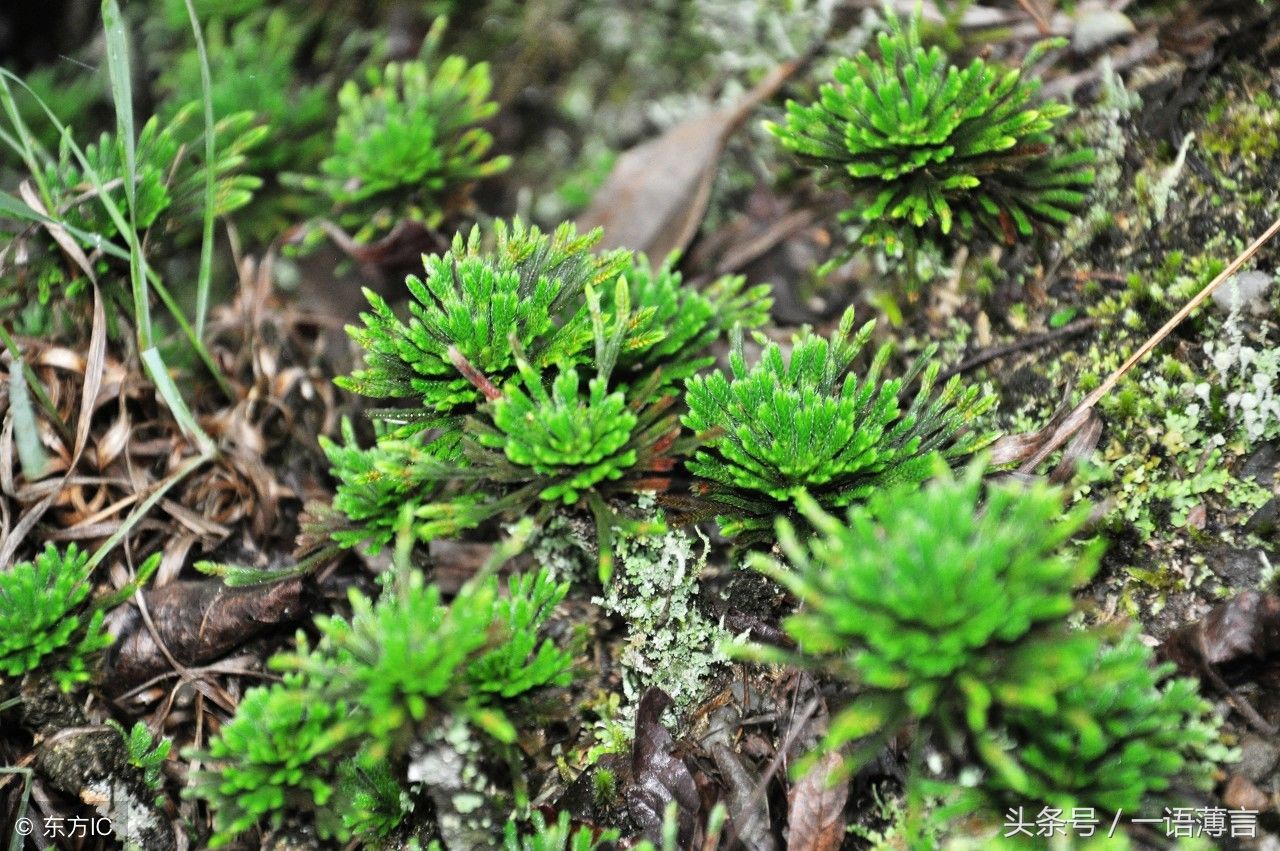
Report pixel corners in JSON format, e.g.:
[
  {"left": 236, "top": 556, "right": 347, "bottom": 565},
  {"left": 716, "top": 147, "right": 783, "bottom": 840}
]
[
  {"left": 337, "top": 219, "right": 626, "bottom": 441},
  {"left": 750, "top": 466, "right": 1101, "bottom": 774},
  {"left": 335, "top": 757, "right": 413, "bottom": 841},
  {"left": 682, "top": 307, "right": 994, "bottom": 540},
  {"left": 44, "top": 104, "right": 265, "bottom": 245},
  {"left": 185, "top": 566, "right": 572, "bottom": 846},
  {"left": 987, "top": 631, "right": 1222, "bottom": 813},
  {"left": 290, "top": 20, "right": 510, "bottom": 241},
  {"left": 0, "top": 543, "right": 112, "bottom": 691},
  {"left": 743, "top": 464, "right": 1224, "bottom": 824},
  {"left": 484, "top": 364, "right": 639, "bottom": 504},
  {"left": 605, "top": 253, "right": 773, "bottom": 389},
  {"left": 187, "top": 675, "right": 356, "bottom": 843},
  {"left": 337, "top": 220, "right": 766, "bottom": 436},
  {"left": 348, "top": 285, "right": 692, "bottom": 581},
  {"left": 327, "top": 219, "right": 769, "bottom": 565},
  {"left": 766, "top": 10, "right": 1093, "bottom": 253},
  {"left": 322, "top": 419, "right": 451, "bottom": 552}
]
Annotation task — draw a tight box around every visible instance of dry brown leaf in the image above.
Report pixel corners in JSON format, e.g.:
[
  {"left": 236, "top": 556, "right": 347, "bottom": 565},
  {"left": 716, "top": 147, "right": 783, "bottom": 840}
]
[
  {"left": 578, "top": 58, "right": 804, "bottom": 261},
  {"left": 779, "top": 690, "right": 848, "bottom": 851},
  {"left": 103, "top": 576, "right": 307, "bottom": 692},
  {"left": 1163, "top": 590, "right": 1280, "bottom": 672},
  {"left": 786, "top": 749, "right": 847, "bottom": 851},
  {"left": 0, "top": 282, "right": 105, "bottom": 565},
  {"left": 625, "top": 687, "right": 701, "bottom": 846}
]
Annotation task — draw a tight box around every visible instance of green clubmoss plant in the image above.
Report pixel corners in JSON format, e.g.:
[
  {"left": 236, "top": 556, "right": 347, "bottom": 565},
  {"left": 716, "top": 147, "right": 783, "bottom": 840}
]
[
  {"left": 983, "top": 630, "right": 1223, "bottom": 814},
  {"left": 0, "top": 543, "right": 113, "bottom": 691},
  {"left": 323, "top": 419, "right": 450, "bottom": 553},
  {"left": 482, "top": 361, "right": 641, "bottom": 506},
  {"left": 188, "top": 675, "right": 357, "bottom": 844},
  {"left": 604, "top": 253, "right": 772, "bottom": 389},
  {"left": 766, "top": 9, "right": 1093, "bottom": 256},
  {"left": 682, "top": 307, "right": 995, "bottom": 541},
  {"left": 335, "top": 219, "right": 629, "bottom": 446},
  {"left": 185, "top": 565, "right": 573, "bottom": 846},
  {"left": 335, "top": 757, "right": 414, "bottom": 841},
  {"left": 336, "top": 219, "right": 767, "bottom": 443},
  {"left": 45, "top": 104, "right": 266, "bottom": 245},
  {"left": 290, "top": 20, "right": 510, "bottom": 242},
  {"left": 743, "top": 464, "right": 1103, "bottom": 780},
  {"left": 397, "top": 281, "right": 696, "bottom": 582},
  {"left": 739, "top": 462, "right": 1227, "bottom": 842},
  {"left": 286, "top": 567, "right": 573, "bottom": 752},
  {"left": 327, "top": 219, "right": 768, "bottom": 572}
]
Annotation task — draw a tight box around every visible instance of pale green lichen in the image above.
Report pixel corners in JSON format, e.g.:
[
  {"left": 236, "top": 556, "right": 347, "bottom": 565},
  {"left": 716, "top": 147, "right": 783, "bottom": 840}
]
[
  {"left": 595, "top": 525, "right": 731, "bottom": 710},
  {"left": 1135, "top": 131, "right": 1195, "bottom": 226},
  {"left": 1203, "top": 291, "right": 1280, "bottom": 445},
  {"left": 1071, "top": 349, "right": 1270, "bottom": 542},
  {"left": 527, "top": 514, "right": 599, "bottom": 584},
  {"left": 1059, "top": 61, "right": 1140, "bottom": 253},
  {"left": 407, "top": 716, "right": 500, "bottom": 849}
]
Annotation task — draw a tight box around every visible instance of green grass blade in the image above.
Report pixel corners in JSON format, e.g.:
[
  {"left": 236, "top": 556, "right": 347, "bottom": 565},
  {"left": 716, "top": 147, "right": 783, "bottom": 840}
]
[
  {"left": 0, "top": 78, "right": 56, "bottom": 211},
  {"left": 181, "top": 0, "right": 217, "bottom": 340},
  {"left": 101, "top": 0, "right": 151, "bottom": 349},
  {"left": 86, "top": 452, "right": 212, "bottom": 571},
  {"left": 0, "top": 70, "right": 234, "bottom": 398},
  {"left": 142, "top": 346, "right": 217, "bottom": 457},
  {"left": 0, "top": 767, "right": 34, "bottom": 851},
  {"left": 144, "top": 267, "right": 236, "bottom": 399},
  {"left": 7, "top": 350, "right": 51, "bottom": 479},
  {"left": 0, "top": 325, "right": 73, "bottom": 447},
  {"left": 0, "top": 189, "right": 131, "bottom": 261}
]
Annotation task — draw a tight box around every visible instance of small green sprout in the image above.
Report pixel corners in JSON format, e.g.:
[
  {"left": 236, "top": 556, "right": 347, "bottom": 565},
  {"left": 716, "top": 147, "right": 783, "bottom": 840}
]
[
  {"left": 106, "top": 720, "right": 173, "bottom": 796},
  {"left": 503, "top": 810, "right": 621, "bottom": 851}
]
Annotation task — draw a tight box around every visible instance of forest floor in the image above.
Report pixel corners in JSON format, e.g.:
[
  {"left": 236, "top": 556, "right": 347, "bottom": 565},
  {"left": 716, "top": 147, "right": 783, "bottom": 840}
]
[{"left": 2, "top": 0, "right": 1280, "bottom": 849}]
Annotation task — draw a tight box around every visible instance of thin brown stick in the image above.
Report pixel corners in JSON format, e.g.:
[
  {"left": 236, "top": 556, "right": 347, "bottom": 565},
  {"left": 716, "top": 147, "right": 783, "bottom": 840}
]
[
  {"left": 449, "top": 346, "right": 502, "bottom": 401},
  {"left": 1019, "top": 212, "right": 1280, "bottom": 473},
  {"left": 939, "top": 317, "right": 1095, "bottom": 381},
  {"left": 1014, "top": 0, "right": 1052, "bottom": 35}
]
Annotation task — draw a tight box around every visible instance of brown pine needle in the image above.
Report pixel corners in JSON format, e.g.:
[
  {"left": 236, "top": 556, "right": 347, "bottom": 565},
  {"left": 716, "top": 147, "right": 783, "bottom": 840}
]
[{"left": 1015, "top": 0, "right": 1053, "bottom": 36}]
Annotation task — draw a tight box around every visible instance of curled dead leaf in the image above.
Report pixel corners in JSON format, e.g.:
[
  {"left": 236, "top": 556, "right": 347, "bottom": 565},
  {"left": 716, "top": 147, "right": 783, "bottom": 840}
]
[
  {"left": 103, "top": 576, "right": 307, "bottom": 692},
  {"left": 625, "top": 687, "right": 701, "bottom": 846}
]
